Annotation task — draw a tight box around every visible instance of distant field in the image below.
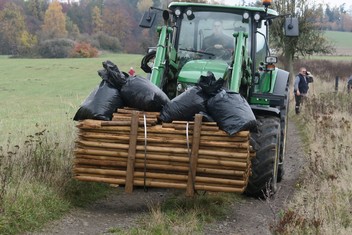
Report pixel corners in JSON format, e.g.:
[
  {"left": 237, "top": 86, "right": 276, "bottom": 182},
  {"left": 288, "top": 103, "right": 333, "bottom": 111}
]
[
  {"left": 0, "top": 53, "right": 144, "bottom": 143},
  {"left": 323, "top": 30, "right": 352, "bottom": 56}
]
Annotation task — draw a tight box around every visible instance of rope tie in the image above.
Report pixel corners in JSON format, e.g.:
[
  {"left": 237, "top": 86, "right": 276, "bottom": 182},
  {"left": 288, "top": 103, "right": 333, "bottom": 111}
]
[{"left": 143, "top": 114, "right": 148, "bottom": 192}]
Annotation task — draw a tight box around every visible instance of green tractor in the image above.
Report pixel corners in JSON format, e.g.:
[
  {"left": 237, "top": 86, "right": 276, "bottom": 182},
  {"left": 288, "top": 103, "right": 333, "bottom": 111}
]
[{"left": 139, "top": 0, "right": 298, "bottom": 197}]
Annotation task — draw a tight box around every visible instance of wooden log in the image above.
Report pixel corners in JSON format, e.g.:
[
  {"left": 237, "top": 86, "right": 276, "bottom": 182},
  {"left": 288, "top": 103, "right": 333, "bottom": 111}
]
[
  {"left": 78, "top": 135, "right": 250, "bottom": 148},
  {"left": 76, "top": 141, "right": 249, "bottom": 159},
  {"left": 77, "top": 124, "right": 249, "bottom": 138},
  {"left": 75, "top": 150, "right": 250, "bottom": 168},
  {"left": 101, "top": 120, "right": 155, "bottom": 126},
  {"left": 162, "top": 123, "right": 220, "bottom": 131},
  {"left": 125, "top": 111, "right": 139, "bottom": 193},
  {"left": 78, "top": 129, "right": 249, "bottom": 144},
  {"left": 116, "top": 108, "right": 160, "bottom": 116},
  {"left": 79, "top": 132, "right": 249, "bottom": 145},
  {"left": 186, "top": 114, "right": 202, "bottom": 197},
  {"left": 75, "top": 158, "right": 127, "bottom": 167},
  {"left": 74, "top": 161, "right": 249, "bottom": 178},
  {"left": 74, "top": 167, "right": 246, "bottom": 186},
  {"left": 74, "top": 149, "right": 128, "bottom": 157},
  {"left": 74, "top": 175, "right": 245, "bottom": 193},
  {"left": 75, "top": 155, "right": 246, "bottom": 177},
  {"left": 172, "top": 121, "right": 218, "bottom": 126},
  {"left": 195, "top": 185, "right": 245, "bottom": 193}
]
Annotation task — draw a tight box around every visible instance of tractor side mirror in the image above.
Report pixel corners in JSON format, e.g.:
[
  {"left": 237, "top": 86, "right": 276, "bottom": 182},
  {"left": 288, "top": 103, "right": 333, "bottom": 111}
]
[
  {"left": 139, "top": 11, "right": 156, "bottom": 28},
  {"left": 284, "top": 17, "right": 299, "bottom": 37}
]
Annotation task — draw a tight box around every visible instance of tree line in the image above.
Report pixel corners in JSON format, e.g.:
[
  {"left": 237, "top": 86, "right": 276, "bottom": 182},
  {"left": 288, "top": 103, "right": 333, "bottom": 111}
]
[{"left": 0, "top": 0, "right": 350, "bottom": 58}]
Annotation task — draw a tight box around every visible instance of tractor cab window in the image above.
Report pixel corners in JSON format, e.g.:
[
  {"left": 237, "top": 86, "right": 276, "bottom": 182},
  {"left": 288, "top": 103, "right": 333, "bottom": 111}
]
[
  {"left": 255, "top": 20, "right": 267, "bottom": 71},
  {"left": 177, "top": 11, "right": 250, "bottom": 63}
]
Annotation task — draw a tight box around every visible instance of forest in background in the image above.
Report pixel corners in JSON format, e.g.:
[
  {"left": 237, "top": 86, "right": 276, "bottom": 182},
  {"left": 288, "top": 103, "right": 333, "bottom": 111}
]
[{"left": 0, "top": 0, "right": 352, "bottom": 57}]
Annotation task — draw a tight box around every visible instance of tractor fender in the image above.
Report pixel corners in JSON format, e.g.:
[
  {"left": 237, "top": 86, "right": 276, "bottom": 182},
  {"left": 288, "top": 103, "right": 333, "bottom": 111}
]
[
  {"left": 250, "top": 105, "right": 280, "bottom": 117},
  {"left": 273, "top": 69, "right": 289, "bottom": 96}
]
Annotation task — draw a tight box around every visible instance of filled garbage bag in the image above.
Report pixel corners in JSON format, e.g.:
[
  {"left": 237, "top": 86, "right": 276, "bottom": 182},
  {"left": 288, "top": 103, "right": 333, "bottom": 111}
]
[
  {"left": 198, "top": 72, "right": 224, "bottom": 96},
  {"left": 207, "top": 90, "right": 256, "bottom": 135},
  {"left": 120, "top": 75, "right": 170, "bottom": 112},
  {"left": 102, "top": 60, "right": 128, "bottom": 89},
  {"left": 160, "top": 86, "right": 208, "bottom": 122},
  {"left": 73, "top": 69, "right": 124, "bottom": 121}
]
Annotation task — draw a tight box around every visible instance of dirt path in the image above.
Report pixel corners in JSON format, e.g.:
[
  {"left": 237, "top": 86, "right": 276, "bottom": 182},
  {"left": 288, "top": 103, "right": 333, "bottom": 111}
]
[{"left": 28, "top": 120, "right": 304, "bottom": 235}]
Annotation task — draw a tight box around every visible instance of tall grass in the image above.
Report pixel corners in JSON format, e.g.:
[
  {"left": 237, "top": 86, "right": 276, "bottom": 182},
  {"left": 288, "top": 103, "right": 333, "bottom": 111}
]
[
  {"left": 0, "top": 53, "right": 144, "bottom": 234},
  {"left": 272, "top": 65, "right": 352, "bottom": 234}
]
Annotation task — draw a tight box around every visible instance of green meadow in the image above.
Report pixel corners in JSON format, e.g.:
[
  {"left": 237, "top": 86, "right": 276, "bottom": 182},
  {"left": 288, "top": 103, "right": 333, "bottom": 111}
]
[
  {"left": 324, "top": 30, "right": 352, "bottom": 49},
  {"left": 0, "top": 53, "right": 144, "bottom": 144}
]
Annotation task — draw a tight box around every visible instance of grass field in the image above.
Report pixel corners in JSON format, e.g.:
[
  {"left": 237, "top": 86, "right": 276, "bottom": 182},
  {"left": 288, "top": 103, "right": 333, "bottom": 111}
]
[
  {"left": 321, "top": 31, "right": 352, "bottom": 56},
  {"left": 0, "top": 53, "right": 144, "bottom": 144},
  {"left": 0, "top": 53, "right": 144, "bottom": 234}
]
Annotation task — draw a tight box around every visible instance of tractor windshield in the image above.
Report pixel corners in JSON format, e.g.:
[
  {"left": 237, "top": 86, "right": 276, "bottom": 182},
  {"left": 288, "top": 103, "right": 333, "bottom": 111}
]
[{"left": 177, "top": 11, "right": 250, "bottom": 62}]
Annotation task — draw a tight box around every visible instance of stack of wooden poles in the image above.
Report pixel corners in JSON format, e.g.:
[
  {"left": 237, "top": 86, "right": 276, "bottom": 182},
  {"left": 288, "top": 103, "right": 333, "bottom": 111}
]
[{"left": 74, "top": 108, "right": 254, "bottom": 196}]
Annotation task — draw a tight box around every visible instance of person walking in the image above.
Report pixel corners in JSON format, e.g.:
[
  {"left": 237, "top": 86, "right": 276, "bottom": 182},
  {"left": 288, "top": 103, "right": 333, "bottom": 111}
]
[
  {"left": 347, "top": 75, "right": 352, "bottom": 93},
  {"left": 294, "top": 67, "right": 310, "bottom": 114}
]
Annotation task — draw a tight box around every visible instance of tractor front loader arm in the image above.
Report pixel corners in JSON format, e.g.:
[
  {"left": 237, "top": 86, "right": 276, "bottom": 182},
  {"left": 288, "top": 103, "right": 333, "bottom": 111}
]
[
  {"left": 149, "top": 25, "right": 173, "bottom": 87},
  {"left": 229, "top": 31, "right": 252, "bottom": 93}
]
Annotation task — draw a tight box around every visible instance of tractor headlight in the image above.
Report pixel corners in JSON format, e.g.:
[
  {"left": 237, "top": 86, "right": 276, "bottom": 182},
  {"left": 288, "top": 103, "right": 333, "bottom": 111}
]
[
  {"left": 265, "top": 56, "right": 277, "bottom": 64},
  {"left": 242, "top": 12, "right": 249, "bottom": 23},
  {"left": 174, "top": 8, "right": 181, "bottom": 17},
  {"left": 254, "top": 12, "right": 261, "bottom": 22},
  {"left": 186, "top": 7, "right": 194, "bottom": 20}
]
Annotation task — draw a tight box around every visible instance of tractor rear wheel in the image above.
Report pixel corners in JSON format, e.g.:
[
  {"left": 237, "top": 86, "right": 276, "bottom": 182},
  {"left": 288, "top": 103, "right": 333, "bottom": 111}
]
[{"left": 245, "top": 116, "right": 280, "bottom": 197}]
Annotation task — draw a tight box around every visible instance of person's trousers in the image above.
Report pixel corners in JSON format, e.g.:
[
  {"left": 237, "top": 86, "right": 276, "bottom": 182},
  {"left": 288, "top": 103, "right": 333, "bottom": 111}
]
[{"left": 294, "top": 94, "right": 304, "bottom": 114}]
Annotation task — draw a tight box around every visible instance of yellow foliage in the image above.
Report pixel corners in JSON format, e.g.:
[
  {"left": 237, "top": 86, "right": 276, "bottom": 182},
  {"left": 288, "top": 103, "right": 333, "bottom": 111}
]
[
  {"left": 20, "top": 31, "right": 38, "bottom": 49},
  {"left": 42, "top": 0, "right": 67, "bottom": 39}
]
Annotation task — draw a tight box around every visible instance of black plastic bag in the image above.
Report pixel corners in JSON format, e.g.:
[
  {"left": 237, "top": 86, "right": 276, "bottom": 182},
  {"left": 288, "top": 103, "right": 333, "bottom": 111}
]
[
  {"left": 198, "top": 72, "right": 224, "bottom": 96},
  {"left": 102, "top": 60, "right": 128, "bottom": 89},
  {"left": 73, "top": 79, "right": 124, "bottom": 121},
  {"left": 160, "top": 86, "right": 208, "bottom": 122},
  {"left": 207, "top": 90, "right": 256, "bottom": 135},
  {"left": 120, "top": 75, "right": 170, "bottom": 112}
]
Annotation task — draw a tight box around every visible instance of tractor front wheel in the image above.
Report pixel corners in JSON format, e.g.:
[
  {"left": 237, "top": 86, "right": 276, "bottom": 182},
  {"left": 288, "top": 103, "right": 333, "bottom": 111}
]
[{"left": 245, "top": 116, "right": 281, "bottom": 198}]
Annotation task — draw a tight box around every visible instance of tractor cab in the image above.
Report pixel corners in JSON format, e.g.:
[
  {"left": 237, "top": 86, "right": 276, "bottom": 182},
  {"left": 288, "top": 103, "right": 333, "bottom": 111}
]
[
  {"left": 168, "top": 3, "right": 270, "bottom": 94},
  {"left": 140, "top": 2, "right": 284, "bottom": 99}
]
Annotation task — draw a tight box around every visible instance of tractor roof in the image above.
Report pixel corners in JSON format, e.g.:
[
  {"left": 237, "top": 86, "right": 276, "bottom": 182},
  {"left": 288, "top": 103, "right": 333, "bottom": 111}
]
[{"left": 168, "top": 2, "right": 278, "bottom": 16}]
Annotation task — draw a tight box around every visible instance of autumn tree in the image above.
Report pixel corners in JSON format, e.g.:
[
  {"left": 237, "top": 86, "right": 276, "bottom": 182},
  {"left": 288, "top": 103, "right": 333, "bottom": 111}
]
[
  {"left": 26, "top": 0, "right": 46, "bottom": 21},
  {"left": 102, "top": 1, "right": 134, "bottom": 50},
  {"left": 41, "top": 0, "right": 67, "bottom": 39},
  {"left": 0, "top": 3, "right": 36, "bottom": 55},
  {"left": 66, "top": 16, "right": 80, "bottom": 39},
  {"left": 270, "top": 0, "right": 334, "bottom": 80},
  {"left": 91, "top": 5, "right": 103, "bottom": 33}
]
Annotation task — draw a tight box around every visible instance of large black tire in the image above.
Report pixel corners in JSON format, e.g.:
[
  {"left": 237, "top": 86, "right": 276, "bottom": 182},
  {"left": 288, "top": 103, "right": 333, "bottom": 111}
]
[{"left": 245, "top": 116, "right": 281, "bottom": 197}]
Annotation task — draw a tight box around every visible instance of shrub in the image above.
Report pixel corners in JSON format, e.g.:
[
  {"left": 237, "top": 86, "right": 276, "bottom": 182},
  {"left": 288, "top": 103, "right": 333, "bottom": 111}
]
[
  {"left": 38, "top": 38, "right": 75, "bottom": 58},
  {"left": 92, "top": 32, "right": 121, "bottom": 52},
  {"left": 70, "top": 42, "right": 98, "bottom": 58}
]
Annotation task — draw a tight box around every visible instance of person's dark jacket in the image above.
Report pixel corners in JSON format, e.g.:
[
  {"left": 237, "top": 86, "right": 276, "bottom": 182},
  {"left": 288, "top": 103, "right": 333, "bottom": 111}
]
[{"left": 297, "top": 73, "right": 309, "bottom": 94}]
